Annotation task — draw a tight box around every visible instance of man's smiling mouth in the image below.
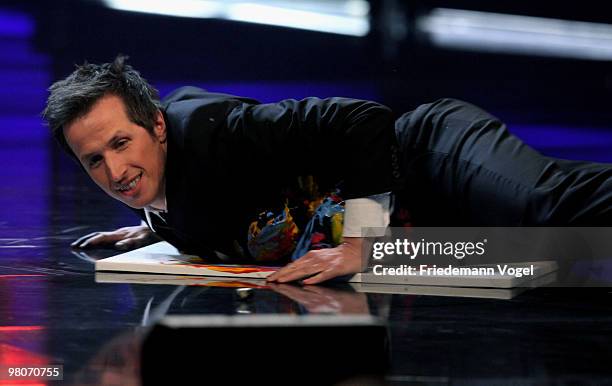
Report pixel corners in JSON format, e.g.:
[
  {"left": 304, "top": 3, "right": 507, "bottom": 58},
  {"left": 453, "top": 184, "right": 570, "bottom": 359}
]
[{"left": 115, "top": 172, "right": 142, "bottom": 192}]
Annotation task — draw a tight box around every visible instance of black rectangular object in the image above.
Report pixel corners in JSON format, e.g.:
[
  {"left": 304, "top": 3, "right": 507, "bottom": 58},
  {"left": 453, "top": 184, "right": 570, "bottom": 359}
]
[{"left": 141, "top": 314, "right": 389, "bottom": 385}]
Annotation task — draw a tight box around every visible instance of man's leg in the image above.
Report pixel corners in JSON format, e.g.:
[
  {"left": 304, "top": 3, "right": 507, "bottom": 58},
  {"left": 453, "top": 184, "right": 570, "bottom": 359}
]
[
  {"left": 393, "top": 98, "right": 612, "bottom": 226},
  {"left": 531, "top": 158, "right": 612, "bottom": 225}
]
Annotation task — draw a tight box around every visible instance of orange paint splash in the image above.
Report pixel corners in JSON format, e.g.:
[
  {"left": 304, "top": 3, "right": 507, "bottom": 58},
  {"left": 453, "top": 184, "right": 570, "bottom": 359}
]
[{"left": 202, "top": 266, "right": 277, "bottom": 274}]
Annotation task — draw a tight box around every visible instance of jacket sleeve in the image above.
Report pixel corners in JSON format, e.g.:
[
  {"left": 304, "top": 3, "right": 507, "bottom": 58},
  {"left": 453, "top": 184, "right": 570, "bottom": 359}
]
[{"left": 222, "top": 97, "right": 401, "bottom": 199}]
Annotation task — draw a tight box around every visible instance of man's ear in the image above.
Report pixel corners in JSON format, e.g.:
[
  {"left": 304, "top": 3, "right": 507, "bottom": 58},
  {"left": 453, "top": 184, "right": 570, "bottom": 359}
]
[{"left": 153, "top": 110, "right": 167, "bottom": 143}]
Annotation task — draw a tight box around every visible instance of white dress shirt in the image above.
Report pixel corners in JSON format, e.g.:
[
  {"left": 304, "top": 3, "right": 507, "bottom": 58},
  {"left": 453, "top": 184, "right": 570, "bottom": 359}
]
[{"left": 342, "top": 192, "right": 391, "bottom": 237}]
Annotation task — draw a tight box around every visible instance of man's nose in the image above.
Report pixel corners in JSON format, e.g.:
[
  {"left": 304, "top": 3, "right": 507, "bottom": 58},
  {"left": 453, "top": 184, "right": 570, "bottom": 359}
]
[{"left": 105, "top": 154, "right": 127, "bottom": 182}]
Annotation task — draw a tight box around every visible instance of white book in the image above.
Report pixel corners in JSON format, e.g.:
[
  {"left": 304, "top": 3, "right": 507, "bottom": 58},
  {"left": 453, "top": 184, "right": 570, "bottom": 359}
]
[
  {"left": 95, "top": 241, "right": 558, "bottom": 288},
  {"left": 95, "top": 272, "right": 268, "bottom": 288},
  {"left": 350, "top": 272, "right": 558, "bottom": 299},
  {"left": 95, "top": 241, "right": 276, "bottom": 279}
]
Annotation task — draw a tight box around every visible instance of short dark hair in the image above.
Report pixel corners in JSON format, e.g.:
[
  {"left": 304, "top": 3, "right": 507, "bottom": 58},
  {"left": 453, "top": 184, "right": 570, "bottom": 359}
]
[{"left": 42, "top": 55, "right": 161, "bottom": 156}]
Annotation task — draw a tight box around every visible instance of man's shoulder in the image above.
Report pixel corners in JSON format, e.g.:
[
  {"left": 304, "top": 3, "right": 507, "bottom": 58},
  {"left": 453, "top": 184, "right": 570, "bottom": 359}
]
[
  {"left": 162, "top": 86, "right": 258, "bottom": 135},
  {"left": 161, "top": 86, "right": 260, "bottom": 107},
  {"left": 161, "top": 86, "right": 210, "bottom": 105}
]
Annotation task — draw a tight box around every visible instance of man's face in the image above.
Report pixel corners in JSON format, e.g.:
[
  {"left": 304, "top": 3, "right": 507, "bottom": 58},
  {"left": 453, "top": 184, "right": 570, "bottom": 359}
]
[{"left": 63, "top": 94, "right": 167, "bottom": 209}]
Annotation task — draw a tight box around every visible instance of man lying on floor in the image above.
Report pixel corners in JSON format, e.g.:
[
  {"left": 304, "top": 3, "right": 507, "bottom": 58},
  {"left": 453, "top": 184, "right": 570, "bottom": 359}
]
[{"left": 42, "top": 56, "right": 612, "bottom": 284}]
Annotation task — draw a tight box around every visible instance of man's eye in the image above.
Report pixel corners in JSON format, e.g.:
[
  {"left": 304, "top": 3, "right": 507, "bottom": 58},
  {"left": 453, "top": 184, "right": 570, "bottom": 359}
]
[
  {"left": 89, "top": 156, "right": 102, "bottom": 168},
  {"left": 116, "top": 139, "right": 129, "bottom": 149}
]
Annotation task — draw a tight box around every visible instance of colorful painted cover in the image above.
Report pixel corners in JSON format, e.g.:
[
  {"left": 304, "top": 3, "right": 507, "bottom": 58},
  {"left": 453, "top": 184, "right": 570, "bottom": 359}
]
[{"left": 95, "top": 242, "right": 277, "bottom": 279}]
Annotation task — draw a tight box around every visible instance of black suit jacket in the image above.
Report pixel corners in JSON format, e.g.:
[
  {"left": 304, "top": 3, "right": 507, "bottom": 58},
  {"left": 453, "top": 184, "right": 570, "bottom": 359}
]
[{"left": 136, "top": 87, "right": 400, "bottom": 259}]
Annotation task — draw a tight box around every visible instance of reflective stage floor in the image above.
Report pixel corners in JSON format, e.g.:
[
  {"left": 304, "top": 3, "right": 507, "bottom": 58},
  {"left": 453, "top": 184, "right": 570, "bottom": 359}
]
[{"left": 2, "top": 144, "right": 612, "bottom": 385}]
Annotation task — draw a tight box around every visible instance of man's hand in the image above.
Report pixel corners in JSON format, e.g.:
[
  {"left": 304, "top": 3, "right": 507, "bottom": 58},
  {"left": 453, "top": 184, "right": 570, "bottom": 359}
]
[
  {"left": 266, "top": 237, "right": 364, "bottom": 285},
  {"left": 71, "top": 225, "right": 159, "bottom": 250}
]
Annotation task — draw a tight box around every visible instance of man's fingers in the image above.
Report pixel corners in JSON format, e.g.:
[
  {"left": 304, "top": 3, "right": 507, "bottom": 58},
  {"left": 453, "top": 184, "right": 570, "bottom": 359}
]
[
  {"left": 267, "top": 261, "right": 299, "bottom": 282},
  {"left": 71, "top": 225, "right": 152, "bottom": 250},
  {"left": 114, "top": 238, "right": 134, "bottom": 250},
  {"left": 267, "top": 251, "right": 324, "bottom": 282},
  {"left": 267, "top": 260, "right": 307, "bottom": 282},
  {"left": 266, "top": 269, "right": 283, "bottom": 282},
  {"left": 71, "top": 232, "right": 101, "bottom": 248},
  {"left": 137, "top": 230, "right": 159, "bottom": 243},
  {"left": 302, "top": 269, "right": 338, "bottom": 285},
  {"left": 115, "top": 231, "right": 158, "bottom": 250},
  {"left": 74, "top": 232, "right": 125, "bottom": 249},
  {"left": 269, "top": 244, "right": 361, "bottom": 285},
  {"left": 275, "top": 262, "right": 325, "bottom": 283},
  {"left": 303, "top": 259, "right": 359, "bottom": 285},
  {"left": 80, "top": 233, "right": 115, "bottom": 248}
]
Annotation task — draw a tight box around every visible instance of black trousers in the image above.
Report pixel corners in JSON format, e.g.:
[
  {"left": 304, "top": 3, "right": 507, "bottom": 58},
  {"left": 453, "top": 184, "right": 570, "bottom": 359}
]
[{"left": 393, "top": 98, "right": 612, "bottom": 226}]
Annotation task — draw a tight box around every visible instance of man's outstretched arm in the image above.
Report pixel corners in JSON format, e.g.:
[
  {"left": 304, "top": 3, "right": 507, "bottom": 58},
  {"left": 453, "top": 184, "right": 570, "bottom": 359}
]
[{"left": 71, "top": 222, "right": 160, "bottom": 250}]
